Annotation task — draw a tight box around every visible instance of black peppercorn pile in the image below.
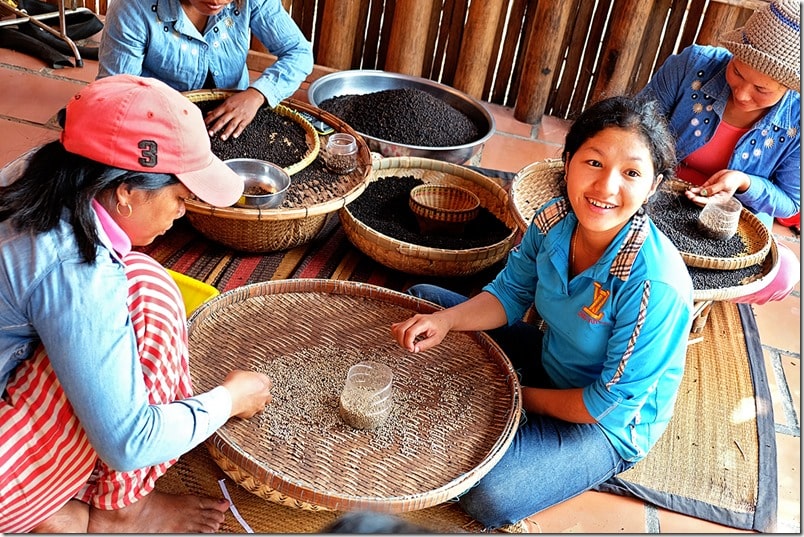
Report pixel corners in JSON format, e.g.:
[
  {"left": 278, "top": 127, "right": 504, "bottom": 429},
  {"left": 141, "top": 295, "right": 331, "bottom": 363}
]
[
  {"left": 688, "top": 263, "right": 765, "bottom": 291},
  {"left": 318, "top": 88, "right": 480, "bottom": 147},
  {"left": 650, "top": 188, "right": 747, "bottom": 258},
  {"left": 282, "top": 158, "right": 357, "bottom": 208},
  {"left": 347, "top": 176, "right": 510, "bottom": 249},
  {"left": 195, "top": 101, "right": 309, "bottom": 168}
]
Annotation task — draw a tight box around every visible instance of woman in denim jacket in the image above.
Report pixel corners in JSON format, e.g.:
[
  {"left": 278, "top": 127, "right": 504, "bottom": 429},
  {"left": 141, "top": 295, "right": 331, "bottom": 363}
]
[
  {"left": 638, "top": 0, "right": 800, "bottom": 304},
  {"left": 98, "top": 0, "right": 314, "bottom": 142}
]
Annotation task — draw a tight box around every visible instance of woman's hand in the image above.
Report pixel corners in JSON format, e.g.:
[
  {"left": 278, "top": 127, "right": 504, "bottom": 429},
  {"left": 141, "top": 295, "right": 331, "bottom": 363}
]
[
  {"left": 685, "top": 169, "right": 751, "bottom": 206},
  {"left": 390, "top": 312, "right": 453, "bottom": 353},
  {"left": 204, "top": 88, "right": 267, "bottom": 141},
  {"left": 221, "top": 370, "right": 273, "bottom": 419}
]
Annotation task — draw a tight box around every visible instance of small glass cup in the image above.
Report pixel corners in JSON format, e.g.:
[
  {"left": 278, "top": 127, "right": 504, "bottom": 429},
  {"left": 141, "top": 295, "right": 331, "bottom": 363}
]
[
  {"left": 324, "top": 133, "right": 358, "bottom": 175},
  {"left": 339, "top": 361, "right": 393, "bottom": 430},
  {"left": 698, "top": 195, "right": 742, "bottom": 241}
]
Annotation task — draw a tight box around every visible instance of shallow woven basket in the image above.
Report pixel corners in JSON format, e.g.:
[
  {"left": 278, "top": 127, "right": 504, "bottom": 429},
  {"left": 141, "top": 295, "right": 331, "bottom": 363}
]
[
  {"left": 509, "top": 160, "right": 772, "bottom": 270},
  {"left": 691, "top": 237, "right": 779, "bottom": 302},
  {"left": 187, "top": 279, "right": 521, "bottom": 512},
  {"left": 339, "top": 156, "right": 519, "bottom": 277},
  {"left": 181, "top": 99, "right": 372, "bottom": 253},
  {"left": 182, "top": 89, "right": 320, "bottom": 176}
]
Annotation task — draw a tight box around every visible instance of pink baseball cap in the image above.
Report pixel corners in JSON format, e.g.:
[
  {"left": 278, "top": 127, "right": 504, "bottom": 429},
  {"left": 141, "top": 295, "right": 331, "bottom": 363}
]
[{"left": 60, "top": 74, "right": 243, "bottom": 207}]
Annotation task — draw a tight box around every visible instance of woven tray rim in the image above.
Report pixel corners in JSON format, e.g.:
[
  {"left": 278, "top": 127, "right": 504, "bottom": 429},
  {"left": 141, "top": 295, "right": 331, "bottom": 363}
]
[
  {"left": 509, "top": 161, "right": 772, "bottom": 270},
  {"left": 338, "top": 156, "right": 519, "bottom": 276},
  {"left": 182, "top": 89, "right": 320, "bottom": 176},
  {"left": 182, "top": 99, "right": 371, "bottom": 221},
  {"left": 691, "top": 237, "right": 779, "bottom": 301},
  {"left": 187, "top": 278, "right": 522, "bottom": 512}
]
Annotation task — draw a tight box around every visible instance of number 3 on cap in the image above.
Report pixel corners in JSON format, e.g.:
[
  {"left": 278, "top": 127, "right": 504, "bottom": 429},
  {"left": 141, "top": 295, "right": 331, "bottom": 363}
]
[{"left": 138, "top": 140, "right": 158, "bottom": 168}]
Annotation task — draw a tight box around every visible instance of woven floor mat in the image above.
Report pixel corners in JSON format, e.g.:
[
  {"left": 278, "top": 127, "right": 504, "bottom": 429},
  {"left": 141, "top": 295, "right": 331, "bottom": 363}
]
[
  {"left": 155, "top": 443, "right": 484, "bottom": 533},
  {"left": 598, "top": 301, "right": 776, "bottom": 532}
]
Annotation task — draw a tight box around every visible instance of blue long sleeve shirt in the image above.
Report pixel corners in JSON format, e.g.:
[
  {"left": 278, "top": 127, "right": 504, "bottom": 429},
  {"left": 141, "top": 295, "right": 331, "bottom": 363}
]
[
  {"left": 0, "top": 157, "right": 231, "bottom": 472},
  {"left": 637, "top": 44, "right": 800, "bottom": 221},
  {"left": 484, "top": 199, "right": 694, "bottom": 462},
  {"left": 98, "top": 0, "right": 314, "bottom": 107}
]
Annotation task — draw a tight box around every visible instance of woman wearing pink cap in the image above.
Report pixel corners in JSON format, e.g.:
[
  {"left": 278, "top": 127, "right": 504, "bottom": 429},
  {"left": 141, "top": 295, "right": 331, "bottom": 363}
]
[
  {"left": 0, "top": 75, "right": 273, "bottom": 532},
  {"left": 638, "top": 0, "right": 800, "bottom": 304}
]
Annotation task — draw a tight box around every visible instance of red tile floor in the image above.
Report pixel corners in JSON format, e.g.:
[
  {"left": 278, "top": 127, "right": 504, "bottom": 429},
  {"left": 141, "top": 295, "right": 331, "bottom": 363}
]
[{"left": 0, "top": 36, "right": 799, "bottom": 533}]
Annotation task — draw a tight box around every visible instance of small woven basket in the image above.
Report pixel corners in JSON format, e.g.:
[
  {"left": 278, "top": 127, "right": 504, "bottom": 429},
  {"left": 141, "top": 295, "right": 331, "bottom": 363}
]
[
  {"left": 509, "top": 160, "right": 772, "bottom": 270},
  {"left": 182, "top": 89, "right": 320, "bottom": 176},
  {"left": 181, "top": 99, "right": 372, "bottom": 253},
  {"left": 187, "top": 279, "right": 521, "bottom": 512},
  {"left": 339, "top": 156, "right": 519, "bottom": 277}
]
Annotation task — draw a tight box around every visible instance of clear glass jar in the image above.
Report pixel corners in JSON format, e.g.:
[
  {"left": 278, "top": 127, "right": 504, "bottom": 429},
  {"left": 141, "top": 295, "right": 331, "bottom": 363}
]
[{"left": 324, "top": 133, "right": 358, "bottom": 175}]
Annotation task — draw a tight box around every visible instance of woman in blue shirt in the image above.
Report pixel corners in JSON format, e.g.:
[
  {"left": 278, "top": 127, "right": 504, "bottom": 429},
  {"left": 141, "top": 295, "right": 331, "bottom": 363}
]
[
  {"left": 637, "top": 0, "right": 800, "bottom": 303},
  {"left": 391, "top": 96, "right": 694, "bottom": 530},
  {"left": 0, "top": 75, "right": 273, "bottom": 533},
  {"left": 98, "top": 0, "right": 314, "bottom": 142}
]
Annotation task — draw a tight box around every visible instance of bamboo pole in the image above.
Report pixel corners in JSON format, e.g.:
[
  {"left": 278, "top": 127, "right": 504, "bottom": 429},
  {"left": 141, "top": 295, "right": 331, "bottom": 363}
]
[
  {"left": 589, "top": 0, "right": 654, "bottom": 103},
  {"left": 513, "top": 0, "right": 575, "bottom": 124},
  {"left": 453, "top": 0, "right": 505, "bottom": 99},
  {"left": 385, "top": 0, "right": 434, "bottom": 76},
  {"left": 316, "top": 0, "right": 362, "bottom": 70}
]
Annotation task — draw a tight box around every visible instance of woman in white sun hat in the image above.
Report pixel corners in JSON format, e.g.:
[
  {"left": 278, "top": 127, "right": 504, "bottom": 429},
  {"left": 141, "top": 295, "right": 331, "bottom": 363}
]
[
  {"left": 0, "top": 75, "right": 273, "bottom": 533},
  {"left": 638, "top": 0, "right": 800, "bottom": 304}
]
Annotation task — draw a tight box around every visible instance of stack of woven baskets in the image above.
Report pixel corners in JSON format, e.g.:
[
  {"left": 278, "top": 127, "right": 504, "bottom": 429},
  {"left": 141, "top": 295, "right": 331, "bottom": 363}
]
[{"left": 181, "top": 90, "right": 371, "bottom": 253}]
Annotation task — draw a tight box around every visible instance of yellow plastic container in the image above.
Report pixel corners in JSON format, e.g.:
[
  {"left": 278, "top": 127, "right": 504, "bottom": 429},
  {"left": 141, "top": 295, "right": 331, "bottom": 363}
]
[{"left": 166, "top": 269, "right": 219, "bottom": 318}]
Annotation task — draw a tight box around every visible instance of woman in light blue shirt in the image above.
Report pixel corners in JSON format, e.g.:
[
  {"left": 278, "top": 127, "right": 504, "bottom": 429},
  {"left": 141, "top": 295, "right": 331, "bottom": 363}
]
[
  {"left": 0, "top": 75, "right": 272, "bottom": 533},
  {"left": 98, "top": 0, "right": 314, "bottom": 141},
  {"left": 391, "top": 96, "right": 693, "bottom": 530}
]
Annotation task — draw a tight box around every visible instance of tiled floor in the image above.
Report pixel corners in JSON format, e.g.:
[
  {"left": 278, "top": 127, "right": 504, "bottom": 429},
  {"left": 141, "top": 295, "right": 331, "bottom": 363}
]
[{"left": 0, "top": 37, "right": 799, "bottom": 533}]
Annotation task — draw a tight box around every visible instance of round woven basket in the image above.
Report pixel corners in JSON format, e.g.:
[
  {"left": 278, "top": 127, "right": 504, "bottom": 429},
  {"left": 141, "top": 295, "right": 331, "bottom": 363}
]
[
  {"left": 339, "top": 156, "right": 519, "bottom": 277},
  {"left": 509, "top": 160, "right": 772, "bottom": 270},
  {"left": 181, "top": 99, "right": 372, "bottom": 253},
  {"left": 187, "top": 279, "right": 521, "bottom": 513},
  {"left": 691, "top": 237, "right": 779, "bottom": 302},
  {"left": 182, "top": 89, "right": 320, "bottom": 176}
]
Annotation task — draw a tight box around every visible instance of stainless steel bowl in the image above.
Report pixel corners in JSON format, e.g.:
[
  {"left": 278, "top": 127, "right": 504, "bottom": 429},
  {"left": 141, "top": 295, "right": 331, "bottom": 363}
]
[
  {"left": 225, "top": 158, "right": 291, "bottom": 209},
  {"left": 307, "top": 70, "right": 495, "bottom": 164}
]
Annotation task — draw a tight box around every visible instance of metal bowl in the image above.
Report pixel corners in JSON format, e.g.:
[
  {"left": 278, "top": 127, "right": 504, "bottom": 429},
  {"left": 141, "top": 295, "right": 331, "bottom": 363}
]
[
  {"left": 225, "top": 158, "right": 291, "bottom": 209},
  {"left": 307, "top": 70, "right": 495, "bottom": 164}
]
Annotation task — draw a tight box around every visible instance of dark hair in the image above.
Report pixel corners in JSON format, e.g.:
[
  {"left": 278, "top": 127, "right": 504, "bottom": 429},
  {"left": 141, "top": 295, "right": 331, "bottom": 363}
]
[
  {"left": 563, "top": 95, "right": 677, "bottom": 182},
  {"left": 0, "top": 141, "right": 179, "bottom": 263}
]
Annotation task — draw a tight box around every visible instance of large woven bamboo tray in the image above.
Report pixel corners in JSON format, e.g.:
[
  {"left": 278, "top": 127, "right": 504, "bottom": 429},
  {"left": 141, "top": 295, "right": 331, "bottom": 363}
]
[
  {"left": 187, "top": 279, "right": 521, "bottom": 513},
  {"left": 180, "top": 99, "right": 372, "bottom": 253},
  {"left": 183, "top": 89, "right": 320, "bottom": 176},
  {"left": 509, "top": 160, "right": 771, "bottom": 270},
  {"left": 339, "top": 156, "right": 519, "bottom": 277}
]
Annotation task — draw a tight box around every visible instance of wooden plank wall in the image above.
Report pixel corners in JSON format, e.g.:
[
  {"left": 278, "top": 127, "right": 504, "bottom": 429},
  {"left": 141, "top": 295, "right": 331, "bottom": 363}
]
[{"left": 75, "top": 0, "right": 764, "bottom": 124}]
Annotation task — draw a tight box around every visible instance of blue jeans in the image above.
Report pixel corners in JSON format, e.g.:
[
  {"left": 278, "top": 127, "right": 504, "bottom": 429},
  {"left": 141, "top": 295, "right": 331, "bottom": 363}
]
[{"left": 406, "top": 284, "right": 633, "bottom": 529}]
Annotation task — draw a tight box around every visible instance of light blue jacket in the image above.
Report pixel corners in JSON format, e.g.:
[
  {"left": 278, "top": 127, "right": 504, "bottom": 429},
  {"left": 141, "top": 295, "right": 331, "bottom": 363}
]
[
  {"left": 484, "top": 199, "right": 693, "bottom": 462},
  {"left": 98, "top": 0, "right": 314, "bottom": 107},
  {"left": 637, "top": 44, "right": 800, "bottom": 221},
  {"left": 0, "top": 157, "right": 231, "bottom": 472}
]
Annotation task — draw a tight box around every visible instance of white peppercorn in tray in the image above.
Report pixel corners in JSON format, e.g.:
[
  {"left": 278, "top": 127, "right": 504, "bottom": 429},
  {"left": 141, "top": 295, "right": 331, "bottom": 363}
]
[{"left": 187, "top": 279, "right": 521, "bottom": 513}]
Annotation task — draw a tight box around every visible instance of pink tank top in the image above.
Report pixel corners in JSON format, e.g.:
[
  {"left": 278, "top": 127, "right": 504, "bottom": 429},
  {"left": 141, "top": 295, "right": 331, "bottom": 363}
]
[{"left": 676, "top": 121, "right": 750, "bottom": 185}]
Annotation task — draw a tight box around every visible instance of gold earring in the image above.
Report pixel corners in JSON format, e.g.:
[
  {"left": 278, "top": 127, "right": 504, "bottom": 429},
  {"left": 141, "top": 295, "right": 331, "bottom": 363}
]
[{"left": 116, "top": 202, "right": 132, "bottom": 218}]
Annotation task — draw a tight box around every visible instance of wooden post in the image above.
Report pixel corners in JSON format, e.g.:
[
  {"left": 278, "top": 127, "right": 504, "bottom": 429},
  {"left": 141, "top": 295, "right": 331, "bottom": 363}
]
[
  {"left": 513, "top": 0, "right": 575, "bottom": 124},
  {"left": 385, "top": 0, "right": 434, "bottom": 76},
  {"left": 316, "top": 0, "right": 362, "bottom": 70},
  {"left": 589, "top": 0, "right": 655, "bottom": 103},
  {"left": 453, "top": 0, "right": 505, "bottom": 99},
  {"left": 697, "top": 2, "right": 754, "bottom": 46}
]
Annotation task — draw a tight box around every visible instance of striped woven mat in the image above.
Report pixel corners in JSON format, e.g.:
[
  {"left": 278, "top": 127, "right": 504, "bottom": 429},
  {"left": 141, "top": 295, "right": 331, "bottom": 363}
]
[{"left": 144, "top": 215, "right": 776, "bottom": 533}]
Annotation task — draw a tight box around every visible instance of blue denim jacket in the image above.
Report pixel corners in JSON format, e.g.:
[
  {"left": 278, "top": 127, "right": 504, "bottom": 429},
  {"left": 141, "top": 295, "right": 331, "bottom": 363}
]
[
  {"left": 637, "top": 45, "right": 801, "bottom": 221},
  {"left": 0, "top": 155, "right": 231, "bottom": 472},
  {"left": 98, "top": 0, "right": 314, "bottom": 107}
]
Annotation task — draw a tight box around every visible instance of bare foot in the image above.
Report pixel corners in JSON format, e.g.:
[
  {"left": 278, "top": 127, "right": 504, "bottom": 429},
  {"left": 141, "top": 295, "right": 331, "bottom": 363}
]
[
  {"left": 32, "top": 499, "right": 89, "bottom": 533},
  {"left": 87, "top": 490, "right": 230, "bottom": 533}
]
